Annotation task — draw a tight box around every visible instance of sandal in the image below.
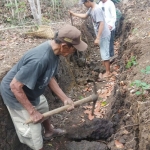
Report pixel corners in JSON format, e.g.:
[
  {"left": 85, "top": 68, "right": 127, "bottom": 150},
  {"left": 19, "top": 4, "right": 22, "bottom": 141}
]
[{"left": 43, "top": 128, "right": 67, "bottom": 140}]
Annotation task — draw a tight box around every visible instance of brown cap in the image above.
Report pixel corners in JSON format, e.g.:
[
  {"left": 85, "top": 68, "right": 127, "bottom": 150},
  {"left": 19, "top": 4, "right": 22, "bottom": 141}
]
[{"left": 58, "top": 24, "right": 87, "bottom": 51}]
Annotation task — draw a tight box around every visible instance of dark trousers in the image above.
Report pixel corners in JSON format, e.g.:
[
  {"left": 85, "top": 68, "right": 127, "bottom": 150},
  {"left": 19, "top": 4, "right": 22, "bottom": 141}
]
[{"left": 109, "top": 29, "right": 115, "bottom": 57}]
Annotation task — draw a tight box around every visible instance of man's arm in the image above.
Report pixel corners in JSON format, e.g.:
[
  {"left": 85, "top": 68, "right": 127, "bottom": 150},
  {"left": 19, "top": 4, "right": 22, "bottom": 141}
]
[
  {"left": 10, "top": 77, "right": 43, "bottom": 123},
  {"left": 49, "top": 77, "right": 74, "bottom": 110},
  {"left": 94, "top": 21, "right": 104, "bottom": 45},
  {"left": 69, "top": 10, "right": 88, "bottom": 19},
  {"left": 108, "top": 2, "right": 116, "bottom": 29}
]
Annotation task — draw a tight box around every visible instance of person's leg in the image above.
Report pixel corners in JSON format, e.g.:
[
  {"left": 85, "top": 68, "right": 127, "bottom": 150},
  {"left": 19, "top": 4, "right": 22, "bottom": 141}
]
[
  {"left": 103, "top": 60, "right": 111, "bottom": 77},
  {"left": 99, "top": 36, "right": 111, "bottom": 77},
  {"left": 6, "top": 106, "right": 43, "bottom": 150},
  {"left": 37, "top": 95, "right": 66, "bottom": 140},
  {"left": 42, "top": 118, "right": 53, "bottom": 137},
  {"left": 109, "top": 30, "right": 115, "bottom": 57}
]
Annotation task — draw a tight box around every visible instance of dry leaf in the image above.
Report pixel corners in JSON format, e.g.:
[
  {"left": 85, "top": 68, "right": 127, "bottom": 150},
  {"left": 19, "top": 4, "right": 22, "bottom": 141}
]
[
  {"left": 81, "top": 119, "right": 85, "bottom": 122},
  {"left": 122, "top": 130, "right": 129, "bottom": 135},
  {"left": 112, "top": 71, "right": 118, "bottom": 76},
  {"left": 88, "top": 113, "right": 94, "bottom": 120},
  {"left": 0, "top": 41, "right": 7, "bottom": 46},
  {"left": 115, "top": 140, "right": 124, "bottom": 149},
  {"left": 83, "top": 105, "right": 92, "bottom": 109},
  {"left": 0, "top": 54, "right": 4, "bottom": 60},
  {"left": 120, "top": 81, "right": 125, "bottom": 86},
  {"left": 84, "top": 110, "right": 91, "bottom": 114}
]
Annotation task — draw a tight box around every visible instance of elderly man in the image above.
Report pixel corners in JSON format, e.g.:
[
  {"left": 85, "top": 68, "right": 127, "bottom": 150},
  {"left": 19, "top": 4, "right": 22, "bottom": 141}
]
[
  {"left": 0, "top": 24, "right": 87, "bottom": 150},
  {"left": 99, "top": 0, "right": 116, "bottom": 58}
]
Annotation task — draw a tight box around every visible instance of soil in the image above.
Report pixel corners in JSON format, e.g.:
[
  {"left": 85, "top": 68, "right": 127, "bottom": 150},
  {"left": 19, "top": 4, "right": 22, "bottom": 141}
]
[{"left": 1, "top": 0, "right": 150, "bottom": 150}]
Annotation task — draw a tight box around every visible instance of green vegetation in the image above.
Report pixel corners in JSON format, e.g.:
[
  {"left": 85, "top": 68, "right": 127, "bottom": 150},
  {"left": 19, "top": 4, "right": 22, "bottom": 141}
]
[
  {"left": 131, "top": 80, "right": 150, "bottom": 96},
  {"left": 79, "top": 96, "right": 84, "bottom": 100},
  {"left": 141, "top": 66, "right": 150, "bottom": 74},
  {"left": 101, "top": 101, "right": 107, "bottom": 107},
  {"left": 111, "top": 0, "right": 121, "bottom": 4},
  {"left": 132, "top": 28, "right": 138, "bottom": 34},
  {"left": 126, "top": 56, "right": 137, "bottom": 69},
  {"left": 5, "top": 1, "right": 27, "bottom": 24}
]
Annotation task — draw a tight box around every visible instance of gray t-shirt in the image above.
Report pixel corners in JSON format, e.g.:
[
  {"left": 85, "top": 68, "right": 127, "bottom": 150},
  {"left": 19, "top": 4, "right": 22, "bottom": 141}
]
[
  {"left": 87, "top": 5, "right": 110, "bottom": 38},
  {"left": 0, "top": 41, "right": 59, "bottom": 110}
]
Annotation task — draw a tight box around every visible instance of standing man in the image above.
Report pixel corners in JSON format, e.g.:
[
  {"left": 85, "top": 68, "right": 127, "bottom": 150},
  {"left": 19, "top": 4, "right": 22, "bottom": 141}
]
[
  {"left": 0, "top": 24, "right": 87, "bottom": 150},
  {"left": 69, "top": 0, "right": 111, "bottom": 78},
  {"left": 99, "top": 0, "right": 116, "bottom": 59}
]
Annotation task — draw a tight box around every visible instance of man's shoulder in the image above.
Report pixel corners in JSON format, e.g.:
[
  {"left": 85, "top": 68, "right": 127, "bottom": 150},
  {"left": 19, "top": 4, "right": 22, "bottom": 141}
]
[
  {"left": 94, "top": 4, "right": 102, "bottom": 12},
  {"left": 26, "top": 41, "right": 50, "bottom": 58},
  {"left": 108, "top": 0, "right": 115, "bottom": 6}
]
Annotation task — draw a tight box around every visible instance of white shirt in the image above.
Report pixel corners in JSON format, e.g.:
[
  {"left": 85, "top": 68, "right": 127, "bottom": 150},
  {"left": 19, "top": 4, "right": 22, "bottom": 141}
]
[{"left": 99, "top": 0, "right": 116, "bottom": 30}]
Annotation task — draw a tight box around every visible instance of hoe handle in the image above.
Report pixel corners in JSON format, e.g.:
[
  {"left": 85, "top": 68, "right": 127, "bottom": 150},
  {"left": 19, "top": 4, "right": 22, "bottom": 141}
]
[{"left": 26, "top": 94, "right": 98, "bottom": 124}]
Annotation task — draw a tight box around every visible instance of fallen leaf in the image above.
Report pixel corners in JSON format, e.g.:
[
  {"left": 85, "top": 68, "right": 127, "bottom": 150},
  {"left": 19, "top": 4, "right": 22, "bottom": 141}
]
[
  {"left": 83, "top": 105, "right": 92, "bottom": 109},
  {"left": 97, "top": 89, "right": 101, "bottom": 94},
  {"left": 112, "top": 71, "right": 118, "bottom": 76},
  {"left": 113, "top": 65, "right": 120, "bottom": 71},
  {"left": 109, "top": 76, "right": 116, "bottom": 81},
  {"left": 47, "top": 143, "right": 53, "bottom": 147},
  {"left": 0, "top": 54, "right": 4, "bottom": 60},
  {"left": 94, "top": 102, "right": 101, "bottom": 112},
  {"left": 0, "top": 41, "right": 7, "bottom": 46},
  {"left": 122, "top": 130, "right": 129, "bottom": 135},
  {"left": 84, "top": 110, "right": 91, "bottom": 114},
  {"left": 120, "top": 81, "right": 125, "bottom": 86},
  {"left": 88, "top": 113, "right": 94, "bottom": 120},
  {"left": 122, "top": 85, "right": 127, "bottom": 90},
  {"left": 80, "top": 115, "right": 84, "bottom": 118},
  {"left": 81, "top": 119, "right": 85, "bottom": 122},
  {"left": 115, "top": 140, "right": 124, "bottom": 149},
  {"left": 101, "top": 101, "right": 107, "bottom": 107}
]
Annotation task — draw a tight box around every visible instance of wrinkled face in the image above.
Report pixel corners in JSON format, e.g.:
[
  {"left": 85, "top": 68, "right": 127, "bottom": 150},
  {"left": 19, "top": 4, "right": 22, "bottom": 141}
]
[{"left": 60, "top": 43, "right": 76, "bottom": 57}]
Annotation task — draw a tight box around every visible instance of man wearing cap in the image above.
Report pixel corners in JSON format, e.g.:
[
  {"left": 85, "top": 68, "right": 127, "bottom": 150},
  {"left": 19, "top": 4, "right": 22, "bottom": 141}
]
[
  {"left": 0, "top": 24, "right": 87, "bottom": 150},
  {"left": 69, "top": 0, "right": 112, "bottom": 79}
]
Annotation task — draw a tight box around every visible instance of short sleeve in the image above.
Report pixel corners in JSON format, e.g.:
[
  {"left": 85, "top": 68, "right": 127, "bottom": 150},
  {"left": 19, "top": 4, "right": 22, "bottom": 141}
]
[
  {"left": 86, "top": 8, "right": 92, "bottom": 16},
  {"left": 95, "top": 9, "right": 104, "bottom": 23},
  {"left": 15, "top": 61, "right": 43, "bottom": 90}
]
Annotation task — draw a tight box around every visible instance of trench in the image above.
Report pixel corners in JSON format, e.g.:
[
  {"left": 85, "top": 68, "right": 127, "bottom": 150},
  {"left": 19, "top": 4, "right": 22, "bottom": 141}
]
[{"left": 0, "top": 7, "right": 142, "bottom": 150}]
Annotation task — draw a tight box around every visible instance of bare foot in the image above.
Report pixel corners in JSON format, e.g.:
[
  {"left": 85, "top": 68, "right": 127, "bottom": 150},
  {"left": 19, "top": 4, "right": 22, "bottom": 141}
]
[
  {"left": 102, "top": 72, "right": 112, "bottom": 78},
  {"left": 43, "top": 128, "right": 66, "bottom": 140}
]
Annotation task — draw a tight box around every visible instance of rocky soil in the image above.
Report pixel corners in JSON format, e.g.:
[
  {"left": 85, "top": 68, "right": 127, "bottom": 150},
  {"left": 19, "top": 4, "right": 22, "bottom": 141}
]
[{"left": 1, "top": 0, "right": 150, "bottom": 150}]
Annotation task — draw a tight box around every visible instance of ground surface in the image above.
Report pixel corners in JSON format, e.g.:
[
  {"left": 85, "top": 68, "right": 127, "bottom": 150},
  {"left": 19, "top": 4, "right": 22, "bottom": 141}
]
[{"left": 1, "top": 0, "right": 150, "bottom": 150}]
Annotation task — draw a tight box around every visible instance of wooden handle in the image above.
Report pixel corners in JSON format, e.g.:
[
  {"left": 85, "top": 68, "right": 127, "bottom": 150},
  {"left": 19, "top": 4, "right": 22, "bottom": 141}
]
[
  {"left": 70, "top": 14, "right": 73, "bottom": 26},
  {"left": 25, "top": 94, "right": 98, "bottom": 124}
]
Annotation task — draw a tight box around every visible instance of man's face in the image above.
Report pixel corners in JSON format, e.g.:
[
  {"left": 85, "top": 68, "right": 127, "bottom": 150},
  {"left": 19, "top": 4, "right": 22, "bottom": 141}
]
[
  {"left": 84, "top": 1, "right": 91, "bottom": 8},
  {"left": 60, "top": 43, "right": 76, "bottom": 57},
  {"left": 101, "top": 0, "right": 107, "bottom": 3}
]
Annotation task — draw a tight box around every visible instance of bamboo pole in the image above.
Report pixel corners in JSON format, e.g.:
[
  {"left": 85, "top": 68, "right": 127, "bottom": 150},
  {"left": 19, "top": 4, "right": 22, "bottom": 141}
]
[{"left": 26, "top": 94, "right": 98, "bottom": 124}]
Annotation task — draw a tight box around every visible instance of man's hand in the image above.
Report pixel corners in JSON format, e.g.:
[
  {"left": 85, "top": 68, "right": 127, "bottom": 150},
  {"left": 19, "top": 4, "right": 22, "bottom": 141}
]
[
  {"left": 30, "top": 109, "right": 44, "bottom": 124},
  {"left": 68, "top": 10, "right": 74, "bottom": 16},
  {"left": 64, "top": 98, "right": 74, "bottom": 111},
  {"left": 108, "top": 25, "right": 112, "bottom": 30},
  {"left": 94, "top": 38, "right": 100, "bottom": 46}
]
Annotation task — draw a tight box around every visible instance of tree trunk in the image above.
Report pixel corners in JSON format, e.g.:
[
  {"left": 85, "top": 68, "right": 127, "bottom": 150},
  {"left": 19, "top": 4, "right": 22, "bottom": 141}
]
[{"left": 27, "top": 0, "right": 42, "bottom": 25}]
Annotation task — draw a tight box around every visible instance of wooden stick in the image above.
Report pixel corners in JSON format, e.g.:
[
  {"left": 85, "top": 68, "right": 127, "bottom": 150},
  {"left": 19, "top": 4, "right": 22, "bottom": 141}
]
[
  {"left": 26, "top": 94, "right": 98, "bottom": 124},
  {"left": 70, "top": 14, "right": 73, "bottom": 26}
]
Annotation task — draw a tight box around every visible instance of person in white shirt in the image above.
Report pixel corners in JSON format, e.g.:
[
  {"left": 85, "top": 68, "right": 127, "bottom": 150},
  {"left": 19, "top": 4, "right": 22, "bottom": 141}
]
[{"left": 99, "top": 0, "right": 116, "bottom": 58}]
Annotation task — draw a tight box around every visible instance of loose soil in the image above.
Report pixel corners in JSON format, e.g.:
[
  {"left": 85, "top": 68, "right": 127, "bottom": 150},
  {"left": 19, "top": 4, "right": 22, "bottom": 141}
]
[{"left": 1, "top": 0, "right": 150, "bottom": 150}]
